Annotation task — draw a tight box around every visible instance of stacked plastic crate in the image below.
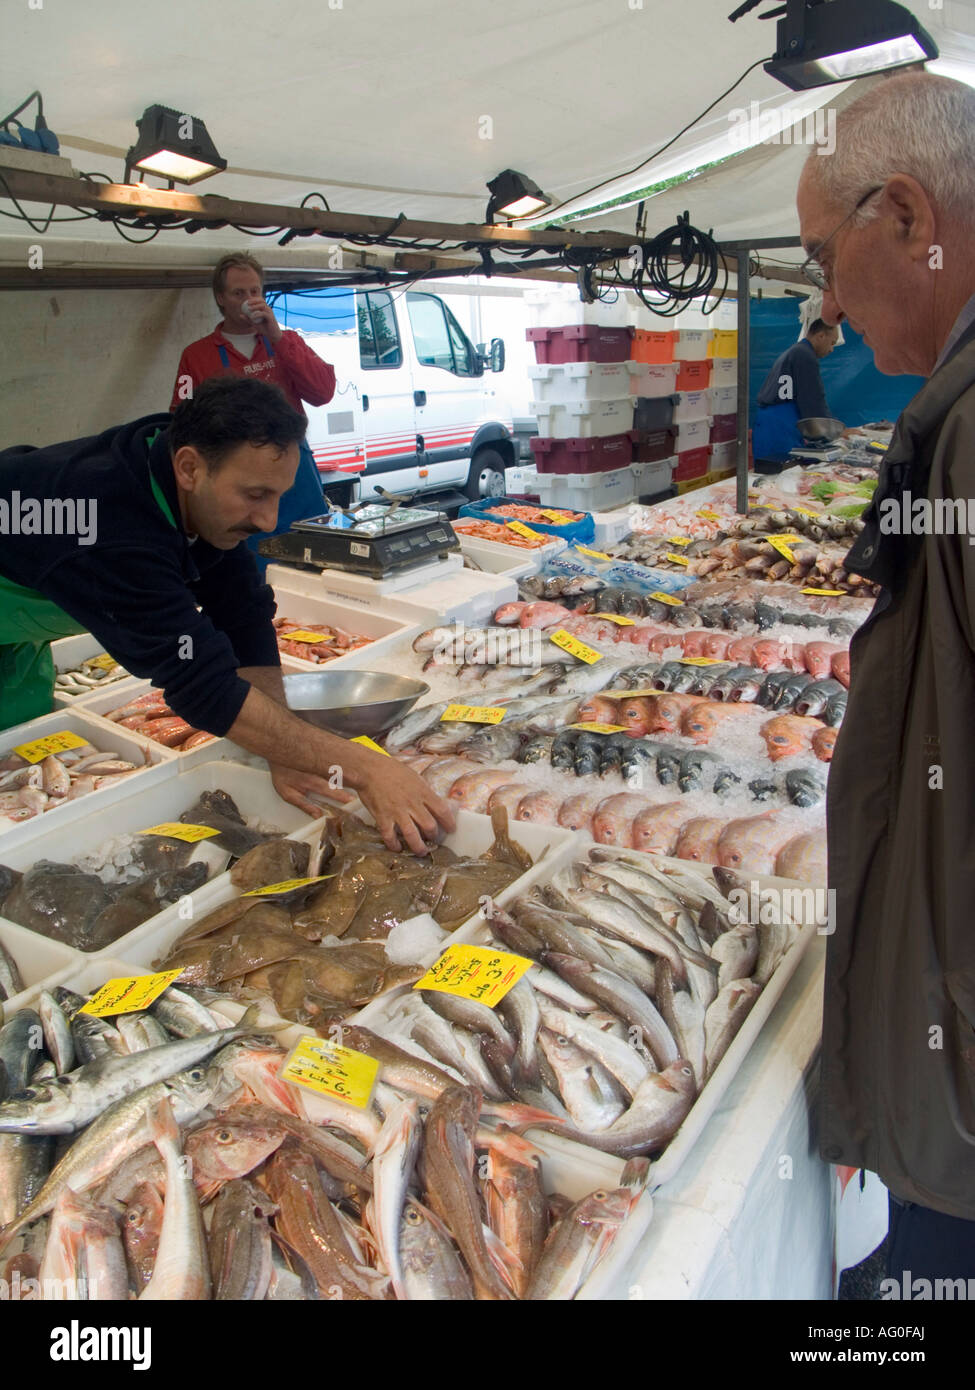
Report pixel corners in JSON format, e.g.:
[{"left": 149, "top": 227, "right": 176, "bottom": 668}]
[{"left": 706, "top": 307, "right": 740, "bottom": 480}]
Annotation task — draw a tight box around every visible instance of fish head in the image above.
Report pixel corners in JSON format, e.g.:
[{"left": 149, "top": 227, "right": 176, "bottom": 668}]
[
  {"left": 674, "top": 818, "right": 725, "bottom": 863},
  {"left": 811, "top": 726, "right": 838, "bottom": 761},
  {"left": 0, "top": 1075, "right": 76, "bottom": 1134},
  {"left": 185, "top": 1113, "right": 287, "bottom": 1184},
  {"left": 557, "top": 796, "right": 597, "bottom": 832},
  {"left": 515, "top": 792, "right": 559, "bottom": 823},
  {"left": 618, "top": 697, "right": 654, "bottom": 737},
  {"left": 573, "top": 1186, "right": 637, "bottom": 1227}
]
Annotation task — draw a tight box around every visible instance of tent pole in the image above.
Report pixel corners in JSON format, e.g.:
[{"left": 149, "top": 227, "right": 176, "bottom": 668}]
[{"left": 736, "top": 249, "right": 751, "bottom": 515}]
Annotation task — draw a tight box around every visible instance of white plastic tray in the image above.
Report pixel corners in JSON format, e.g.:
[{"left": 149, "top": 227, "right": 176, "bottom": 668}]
[
  {"left": 67, "top": 679, "right": 253, "bottom": 768},
  {"left": 0, "top": 917, "right": 82, "bottom": 1006},
  {"left": 0, "top": 761, "right": 326, "bottom": 958},
  {"left": 532, "top": 397, "right": 634, "bottom": 440},
  {"left": 0, "top": 709, "right": 176, "bottom": 844},
  {"left": 50, "top": 633, "right": 141, "bottom": 708},
  {"left": 270, "top": 586, "right": 421, "bottom": 673}
]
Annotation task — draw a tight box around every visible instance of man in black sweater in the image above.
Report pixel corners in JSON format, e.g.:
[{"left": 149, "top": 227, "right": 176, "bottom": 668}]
[
  {"left": 752, "top": 318, "right": 841, "bottom": 471},
  {"left": 0, "top": 377, "right": 453, "bottom": 853}
]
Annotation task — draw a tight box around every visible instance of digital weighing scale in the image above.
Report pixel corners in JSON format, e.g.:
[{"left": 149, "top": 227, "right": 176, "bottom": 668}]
[
  {"left": 787, "top": 444, "right": 845, "bottom": 465},
  {"left": 258, "top": 502, "right": 460, "bottom": 580}
]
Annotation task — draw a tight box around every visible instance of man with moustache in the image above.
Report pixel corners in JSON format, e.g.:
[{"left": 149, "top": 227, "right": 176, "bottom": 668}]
[
  {"left": 0, "top": 377, "right": 454, "bottom": 852},
  {"left": 796, "top": 71, "right": 975, "bottom": 1284}
]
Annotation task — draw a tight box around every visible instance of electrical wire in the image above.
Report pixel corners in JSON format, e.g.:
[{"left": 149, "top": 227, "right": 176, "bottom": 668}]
[{"left": 542, "top": 54, "right": 771, "bottom": 223}]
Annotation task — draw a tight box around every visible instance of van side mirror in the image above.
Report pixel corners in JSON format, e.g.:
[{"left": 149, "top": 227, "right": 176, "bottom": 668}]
[{"left": 489, "top": 337, "right": 505, "bottom": 373}]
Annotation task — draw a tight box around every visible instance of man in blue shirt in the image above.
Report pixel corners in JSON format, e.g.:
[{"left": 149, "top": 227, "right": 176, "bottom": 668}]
[{"left": 752, "top": 319, "right": 841, "bottom": 471}]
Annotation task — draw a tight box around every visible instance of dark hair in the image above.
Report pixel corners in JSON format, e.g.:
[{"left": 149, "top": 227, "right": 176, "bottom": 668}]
[
  {"left": 169, "top": 377, "right": 306, "bottom": 470},
  {"left": 809, "top": 319, "right": 834, "bottom": 337}
]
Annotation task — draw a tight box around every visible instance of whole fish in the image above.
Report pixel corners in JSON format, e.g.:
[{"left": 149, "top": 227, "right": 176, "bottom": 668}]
[
  {"left": 368, "top": 1097, "right": 422, "bottom": 1301},
  {"left": 537, "top": 1029, "right": 626, "bottom": 1132},
  {"left": 0, "top": 1131, "right": 53, "bottom": 1227},
  {"left": 0, "top": 1011, "right": 44, "bottom": 1096},
  {"left": 710, "top": 924, "right": 759, "bottom": 988},
  {"left": 339, "top": 1025, "right": 457, "bottom": 1100},
  {"left": 399, "top": 1200, "right": 474, "bottom": 1300},
  {"left": 811, "top": 726, "right": 837, "bottom": 762},
  {"left": 0, "top": 939, "right": 24, "bottom": 1002},
  {"left": 529, "top": 1061, "right": 697, "bottom": 1158},
  {"left": 824, "top": 687, "right": 847, "bottom": 726},
  {"left": 785, "top": 767, "right": 826, "bottom": 807},
  {"left": 543, "top": 954, "right": 679, "bottom": 1069},
  {"left": 775, "top": 830, "right": 828, "bottom": 882},
  {"left": 704, "top": 979, "right": 762, "bottom": 1078},
  {"left": 677, "top": 749, "right": 720, "bottom": 794},
  {"left": 772, "top": 670, "right": 815, "bottom": 711},
  {"left": 461, "top": 723, "right": 525, "bottom": 764},
  {"left": 674, "top": 817, "right": 726, "bottom": 864},
  {"left": 483, "top": 1151, "right": 549, "bottom": 1299},
  {"left": 535, "top": 1003, "right": 651, "bottom": 1098},
  {"left": 411, "top": 1012, "right": 505, "bottom": 1100},
  {"left": 756, "top": 668, "right": 793, "bottom": 708},
  {"left": 655, "top": 961, "right": 707, "bottom": 1090},
  {"left": 423, "top": 1086, "right": 513, "bottom": 1300},
  {"left": 794, "top": 677, "right": 845, "bottom": 719},
  {"left": 39, "top": 1186, "right": 128, "bottom": 1301},
  {"left": 122, "top": 1181, "right": 165, "bottom": 1291},
  {"left": 497, "top": 977, "right": 542, "bottom": 1089},
  {"left": 831, "top": 649, "right": 851, "bottom": 688},
  {"left": 419, "top": 990, "right": 515, "bottom": 1057},
  {"left": 564, "top": 885, "right": 695, "bottom": 979},
  {"left": 527, "top": 1186, "right": 637, "bottom": 1299},
  {"left": 140, "top": 1096, "right": 211, "bottom": 1301},
  {"left": 0, "top": 1009, "right": 261, "bottom": 1135},
  {"left": 760, "top": 714, "right": 823, "bottom": 762},
  {"left": 591, "top": 793, "right": 653, "bottom": 847},
  {"left": 717, "top": 813, "right": 794, "bottom": 874},
  {"left": 208, "top": 1177, "right": 276, "bottom": 1301}
]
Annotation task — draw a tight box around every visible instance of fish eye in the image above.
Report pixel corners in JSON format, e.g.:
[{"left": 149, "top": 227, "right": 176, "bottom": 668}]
[
  {"left": 216, "top": 1128, "right": 233, "bottom": 1143},
  {"left": 8, "top": 1088, "right": 37, "bottom": 1101},
  {"left": 188, "top": 1068, "right": 205, "bottom": 1081},
  {"left": 404, "top": 1207, "right": 423, "bottom": 1226},
  {"left": 556, "top": 1035, "right": 570, "bottom": 1046},
  {"left": 593, "top": 1189, "right": 608, "bottom": 1201}
]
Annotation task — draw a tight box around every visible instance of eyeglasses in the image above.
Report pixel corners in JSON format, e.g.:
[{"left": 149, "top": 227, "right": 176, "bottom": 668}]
[{"left": 800, "top": 185, "right": 884, "bottom": 291}]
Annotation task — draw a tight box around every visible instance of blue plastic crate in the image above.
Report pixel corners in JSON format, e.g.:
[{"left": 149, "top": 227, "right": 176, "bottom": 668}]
[{"left": 456, "top": 496, "right": 595, "bottom": 544}]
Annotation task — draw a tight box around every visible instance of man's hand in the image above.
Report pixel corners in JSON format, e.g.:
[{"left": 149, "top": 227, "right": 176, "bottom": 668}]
[
  {"left": 355, "top": 756, "right": 456, "bottom": 856},
  {"left": 245, "top": 298, "right": 283, "bottom": 345},
  {"left": 270, "top": 762, "right": 354, "bottom": 817}
]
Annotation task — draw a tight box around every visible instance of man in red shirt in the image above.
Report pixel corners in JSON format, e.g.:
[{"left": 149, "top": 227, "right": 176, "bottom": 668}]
[{"left": 172, "top": 252, "right": 334, "bottom": 569}]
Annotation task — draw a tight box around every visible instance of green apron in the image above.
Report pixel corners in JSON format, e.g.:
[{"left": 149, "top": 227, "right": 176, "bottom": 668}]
[{"left": 0, "top": 430, "right": 176, "bottom": 731}]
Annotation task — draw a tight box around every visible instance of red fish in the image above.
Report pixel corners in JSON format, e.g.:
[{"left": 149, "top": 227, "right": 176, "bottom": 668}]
[
  {"left": 674, "top": 817, "right": 726, "bottom": 864},
  {"left": 760, "top": 714, "right": 824, "bottom": 762},
  {"left": 701, "top": 632, "right": 732, "bottom": 660},
  {"left": 617, "top": 696, "right": 657, "bottom": 738},
  {"left": 515, "top": 791, "right": 561, "bottom": 824},
  {"left": 631, "top": 802, "right": 694, "bottom": 856},
  {"left": 679, "top": 701, "right": 737, "bottom": 745},
  {"left": 591, "top": 793, "right": 652, "bottom": 847},
  {"left": 647, "top": 693, "right": 704, "bottom": 735},
  {"left": 557, "top": 794, "right": 602, "bottom": 833},
  {"left": 717, "top": 813, "right": 793, "bottom": 875},
  {"left": 831, "top": 650, "right": 850, "bottom": 688},
  {"left": 519, "top": 602, "right": 573, "bottom": 629},
  {"left": 726, "top": 636, "right": 757, "bottom": 665},
  {"left": 776, "top": 830, "right": 828, "bottom": 882},
  {"left": 811, "top": 726, "right": 838, "bottom": 762},
  {"left": 576, "top": 694, "right": 623, "bottom": 726},
  {"left": 803, "top": 642, "right": 841, "bottom": 680},
  {"left": 679, "top": 631, "right": 711, "bottom": 658},
  {"left": 494, "top": 602, "right": 528, "bottom": 626},
  {"left": 752, "top": 638, "right": 793, "bottom": 672}
]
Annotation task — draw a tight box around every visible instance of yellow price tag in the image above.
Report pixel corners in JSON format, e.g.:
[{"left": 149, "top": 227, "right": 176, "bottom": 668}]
[
  {"left": 242, "top": 874, "right": 336, "bottom": 898},
  {"left": 666, "top": 536, "right": 693, "bottom": 546},
  {"left": 765, "top": 536, "right": 798, "bottom": 563},
  {"left": 540, "top": 509, "right": 575, "bottom": 522},
  {"left": 764, "top": 533, "right": 801, "bottom": 543},
  {"left": 574, "top": 545, "right": 613, "bottom": 561},
  {"left": 549, "top": 629, "right": 602, "bottom": 664},
  {"left": 801, "top": 587, "right": 846, "bottom": 596},
  {"left": 14, "top": 730, "right": 90, "bottom": 764},
  {"left": 614, "top": 687, "right": 661, "bottom": 698},
  {"left": 279, "top": 1035, "right": 379, "bottom": 1109},
  {"left": 569, "top": 722, "right": 628, "bottom": 734},
  {"left": 80, "top": 970, "right": 184, "bottom": 1018},
  {"left": 414, "top": 943, "right": 534, "bottom": 1009},
  {"left": 679, "top": 657, "right": 725, "bottom": 666},
  {"left": 140, "top": 822, "right": 221, "bottom": 843},
  {"left": 696, "top": 510, "right": 723, "bottom": 520},
  {"left": 440, "top": 704, "right": 506, "bottom": 724},
  {"left": 351, "top": 736, "right": 390, "bottom": 756},
  {"left": 282, "top": 629, "right": 330, "bottom": 644},
  {"left": 647, "top": 591, "right": 684, "bottom": 607},
  {"left": 506, "top": 520, "right": 545, "bottom": 541},
  {"left": 87, "top": 653, "right": 121, "bottom": 671},
  {"left": 793, "top": 506, "right": 824, "bottom": 518},
  {"left": 592, "top": 613, "right": 636, "bottom": 626},
  {"left": 664, "top": 553, "right": 691, "bottom": 566}
]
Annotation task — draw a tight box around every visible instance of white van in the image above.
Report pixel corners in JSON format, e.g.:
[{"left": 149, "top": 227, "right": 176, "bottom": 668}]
[{"left": 272, "top": 287, "right": 512, "bottom": 506}]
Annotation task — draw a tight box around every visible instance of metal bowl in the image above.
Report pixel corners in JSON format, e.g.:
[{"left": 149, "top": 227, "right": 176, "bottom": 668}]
[
  {"left": 797, "top": 416, "right": 845, "bottom": 444},
  {"left": 282, "top": 670, "right": 430, "bottom": 738}
]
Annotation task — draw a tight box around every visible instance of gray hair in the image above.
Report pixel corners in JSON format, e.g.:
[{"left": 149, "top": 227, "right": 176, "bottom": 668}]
[{"left": 805, "top": 72, "right": 975, "bottom": 226}]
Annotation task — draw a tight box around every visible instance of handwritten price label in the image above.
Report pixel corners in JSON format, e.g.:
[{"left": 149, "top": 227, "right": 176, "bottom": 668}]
[
  {"left": 414, "top": 944, "right": 533, "bottom": 1009},
  {"left": 80, "top": 970, "right": 184, "bottom": 1018},
  {"left": 242, "top": 875, "right": 335, "bottom": 898},
  {"left": 14, "top": 730, "right": 89, "bottom": 764},
  {"left": 549, "top": 629, "right": 602, "bottom": 664},
  {"left": 279, "top": 1035, "right": 379, "bottom": 1109},
  {"left": 506, "top": 520, "right": 545, "bottom": 541},
  {"left": 615, "top": 687, "right": 662, "bottom": 698},
  {"left": 570, "top": 721, "right": 628, "bottom": 734},
  {"left": 696, "top": 510, "right": 723, "bottom": 520},
  {"left": 592, "top": 613, "right": 636, "bottom": 626},
  {"left": 140, "top": 823, "right": 220, "bottom": 843},
  {"left": 440, "top": 704, "right": 506, "bottom": 724},
  {"left": 647, "top": 591, "right": 684, "bottom": 607},
  {"left": 574, "top": 546, "right": 613, "bottom": 561},
  {"left": 281, "top": 630, "right": 330, "bottom": 644},
  {"left": 351, "top": 736, "right": 389, "bottom": 756}
]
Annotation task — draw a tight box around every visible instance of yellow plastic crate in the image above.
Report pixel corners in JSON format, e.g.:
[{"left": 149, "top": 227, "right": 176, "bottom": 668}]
[{"left": 707, "top": 329, "right": 738, "bottom": 359}]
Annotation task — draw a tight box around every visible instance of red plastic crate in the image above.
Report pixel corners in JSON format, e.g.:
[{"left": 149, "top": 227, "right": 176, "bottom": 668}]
[
  {"left": 632, "top": 427, "right": 677, "bottom": 463},
  {"left": 675, "top": 359, "right": 713, "bottom": 391},
  {"left": 530, "top": 432, "right": 634, "bottom": 474},
  {"left": 673, "top": 446, "right": 710, "bottom": 481},
  {"left": 631, "top": 329, "right": 675, "bottom": 364},
  {"left": 527, "top": 324, "right": 634, "bottom": 365},
  {"left": 710, "top": 412, "right": 738, "bottom": 443}
]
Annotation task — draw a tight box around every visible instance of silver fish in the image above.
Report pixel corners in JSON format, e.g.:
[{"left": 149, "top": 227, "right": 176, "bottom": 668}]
[
  {"left": 709, "top": 924, "right": 759, "bottom": 988},
  {"left": 399, "top": 1200, "right": 474, "bottom": 1301},
  {"left": 0, "top": 939, "right": 24, "bottom": 1002},
  {"left": 140, "top": 1095, "right": 211, "bottom": 1300},
  {"left": 538, "top": 1029, "right": 626, "bottom": 1132},
  {"left": 368, "top": 1096, "right": 422, "bottom": 1301},
  {"left": 536, "top": 1003, "right": 652, "bottom": 1098},
  {"left": 544, "top": 956, "right": 679, "bottom": 1070},
  {"left": 527, "top": 1187, "right": 636, "bottom": 1299},
  {"left": 703, "top": 978, "right": 762, "bottom": 1078},
  {"left": 209, "top": 1178, "right": 276, "bottom": 1301}
]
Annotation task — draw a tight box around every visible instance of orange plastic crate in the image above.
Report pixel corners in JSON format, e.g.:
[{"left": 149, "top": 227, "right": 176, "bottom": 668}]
[
  {"left": 675, "top": 359, "right": 713, "bottom": 391},
  {"left": 631, "top": 329, "right": 675, "bottom": 364}
]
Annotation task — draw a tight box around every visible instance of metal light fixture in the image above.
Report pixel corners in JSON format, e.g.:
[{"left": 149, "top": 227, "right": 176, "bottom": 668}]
[
  {"left": 124, "top": 104, "right": 226, "bottom": 186},
  {"left": 761, "top": 0, "right": 937, "bottom": 91},
  {"left": 486, "top": 169, "right": 550, "bottom": 223}
]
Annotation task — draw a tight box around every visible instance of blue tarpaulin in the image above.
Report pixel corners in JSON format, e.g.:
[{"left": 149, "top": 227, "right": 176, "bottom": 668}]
[
  {"left": 270, "top": 287, "right": 357, "bottom": 334},
  {"left": 748, "top": 298, "right": 924, "bottom": 428}
]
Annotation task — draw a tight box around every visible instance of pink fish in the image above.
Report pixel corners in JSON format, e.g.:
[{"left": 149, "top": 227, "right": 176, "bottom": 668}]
[
  {"left": 679, "top": 701, "right": 737, "bottom": 745},
  {"left": 575, "top": 695, "right": 623, "bottom": 726},
  {"left": 775, "top": 830, "right": 828, "bottom": 882},
  {"left": 519, "top": 602, "right": 573, "bottom": 629},
  {"left": 760, "top": 714, "right": 824, "bottom": 762},
  {"left": 631, "top": 802, "right": 694, "bottom": 856},
  {"left": 647, "top": 693, "right": 704, "bottom": 735},
  {"left": 717, "top": 813, "right": 794, "bottom": 875},
  {"left": 751, "top": 638, "right": 794, "bottom": 672},
  {"left": 487, "top": 783, "right": 533, "bottom": 816},
  {"left": 591, "top": 794, "right": 653, "bottom": 847},
  {"left": 803, "top": 642, "right": 841, "bottom": 680},
  {"left": 700, "top": 632, "right": 732, "bottom": 660},
  {"left": 515, "top": 791, "right": 561, "bottom": 823},
  {"left": 617, "top": 697, "right": 658, "bottom": 738},
  {"left": 831, "top": 650, "right": 850, "bottom": 688},
  {"left": 811, "top": 726, "right": 838, "bottom": 762},
  {"left": 725, "top": 636, "right": 757, "bottom": 665},
  {"left": 448, "top": 769, "right": 518, "bottom": 812},
  {"left": 679, "top": 631, "right": 711, "bottom": 658},
  {"left": 646, "top": 630, "right": 682, "bottom": 656},
  {"left": 674, "top": 817, "right": 726, "bottom": 864},
  {"left": 560, "top": 616, "right": 620, "bottom": 644},
  {"left": 494, "top": 602, "right": 528, "bottom": 626},
  {"left": 422, "top": 757, "right": 478, "bottom": 797},
  {"left": 557, "top": 794, "right": 602, "bottom": 833}
]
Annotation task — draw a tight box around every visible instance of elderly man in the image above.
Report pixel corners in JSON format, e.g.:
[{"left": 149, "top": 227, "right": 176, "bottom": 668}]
[{"left": 796, "top": 71, "right": 975, "bottom": 1287}]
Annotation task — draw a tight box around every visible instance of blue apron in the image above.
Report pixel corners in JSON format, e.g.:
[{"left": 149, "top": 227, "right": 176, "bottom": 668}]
[
  {"left": 217, "top": 340, "right": 325, "bottom": 575},
  {"left": 752, "top": 399, "right": 802, "bottom": 467}
]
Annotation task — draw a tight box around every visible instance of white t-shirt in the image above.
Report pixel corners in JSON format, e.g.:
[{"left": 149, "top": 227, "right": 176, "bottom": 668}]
[{"left": 222, "top": 331, "right": 259, "bottom": 359}]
